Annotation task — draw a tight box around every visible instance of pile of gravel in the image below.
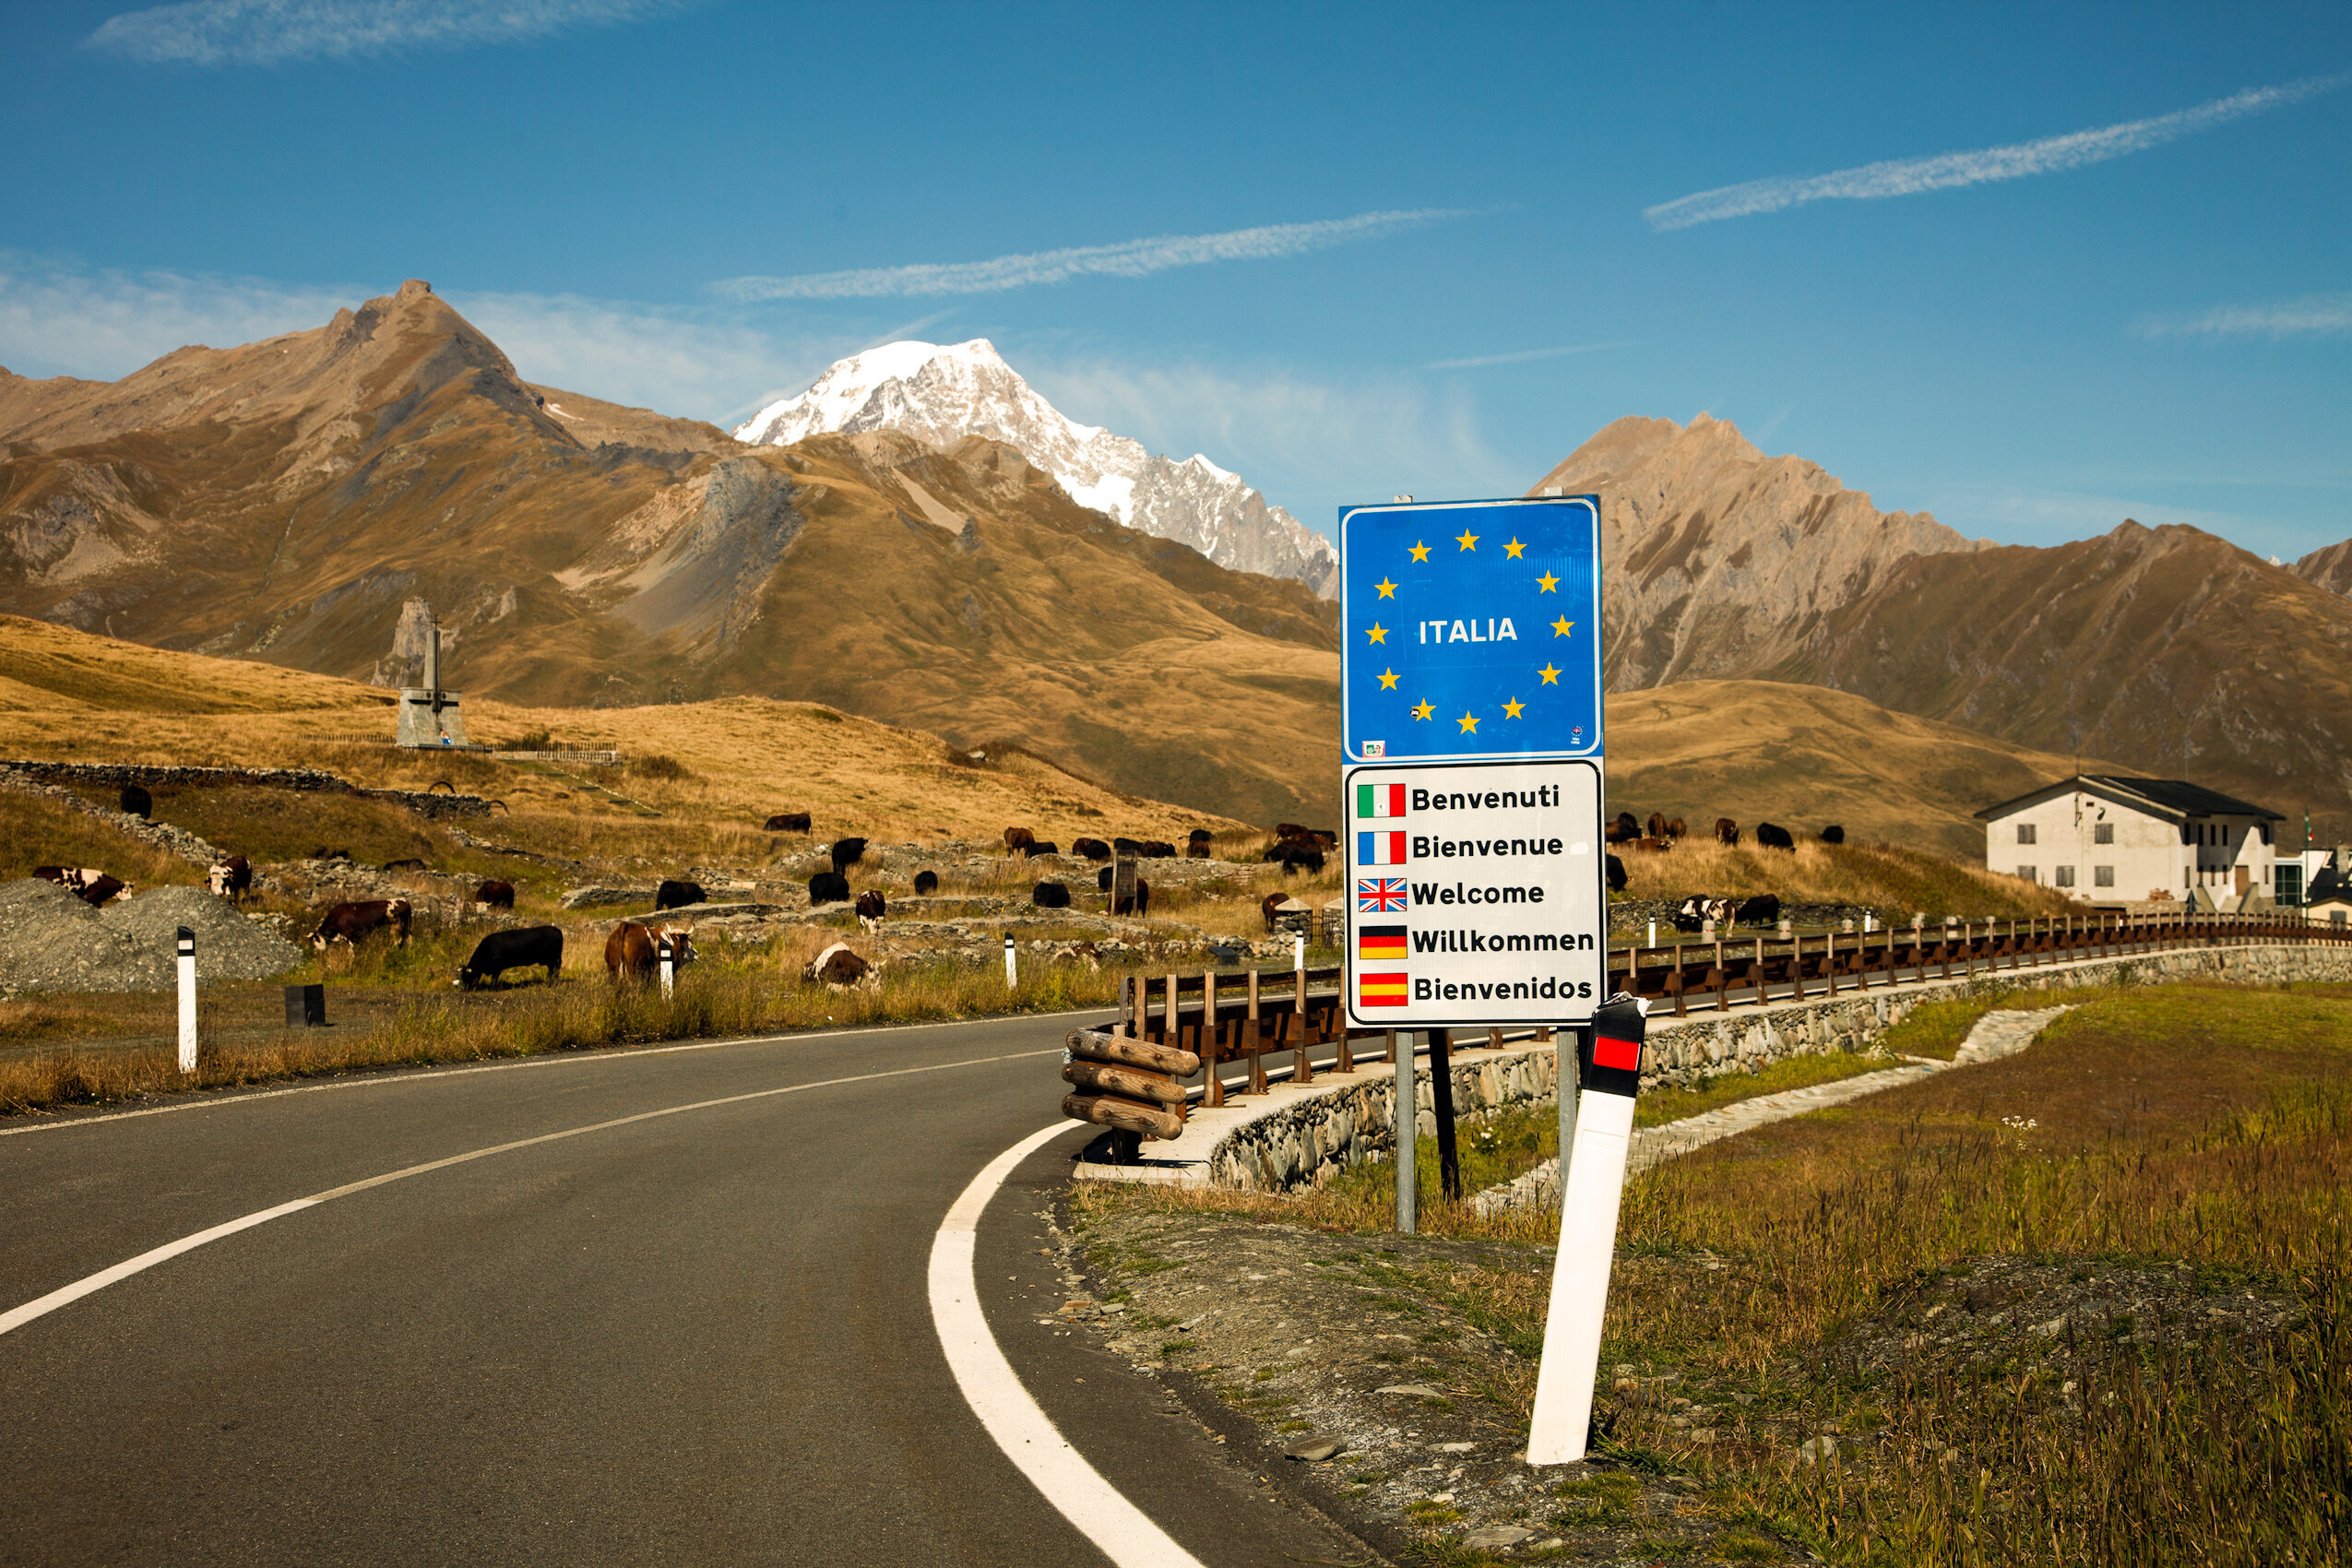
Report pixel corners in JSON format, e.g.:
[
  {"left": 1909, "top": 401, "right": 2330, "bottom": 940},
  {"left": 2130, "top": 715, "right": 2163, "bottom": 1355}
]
[{"left": 0, "top": 879, "right": 302, "bottom": 996}]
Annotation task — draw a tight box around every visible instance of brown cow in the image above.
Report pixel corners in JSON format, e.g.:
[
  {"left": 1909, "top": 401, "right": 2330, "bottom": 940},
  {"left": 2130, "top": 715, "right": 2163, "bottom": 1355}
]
[
  {"left": 604, "top": 921, "right": 695, "bottom": 983},
  {"left": 1646, "top": 811, "right": 1667, "bottom": 839},
  {"left": 1070, "top": 837, "right": 1112, "bottom": 861},
  {"left": 1627, "top": 836, "right": 1673, "bottom": 854},
  {"left": 1604, "top": 813, "right": 1641, "bottom": 844},
  {"left": 765, "top": 812, "right": 812, "bottom": 833},
  {"left": 310, "top": 898, "right": 412, "bottom": 951},
  {"left": 1664, "top": 817, "right": 1688, "bottom": 839},
  {"left": 208, "top": 856, "right": 252, "bottom": 901},
  {"left": 474, "top": 879, "right": 516, "bottom": 911},
  {"left": 35, "top": 867, "right": 134, "bottom": 905},
  {"left": 1715, "top": 817, "right": 1740, "bottom": 847},
  {"left": 1261, "top": 891, "right": 1289, "bottom": 932},
  {"left": 1004, "top": 826, "right": 1036, "bottom": 857},
  {"left": 856, "top": 889, "right": 886, "bottom": 934}
]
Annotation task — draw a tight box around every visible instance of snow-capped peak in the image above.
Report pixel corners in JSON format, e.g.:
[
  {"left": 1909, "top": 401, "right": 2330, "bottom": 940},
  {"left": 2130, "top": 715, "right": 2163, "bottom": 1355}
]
[{"left": 731, "top": 339, "right": 1338, "bottom": 597}]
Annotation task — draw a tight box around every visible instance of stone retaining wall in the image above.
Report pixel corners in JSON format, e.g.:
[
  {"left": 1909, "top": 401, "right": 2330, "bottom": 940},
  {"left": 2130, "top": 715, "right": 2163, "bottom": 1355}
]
[
  {"left": 0, "top": 760, "right": 494, "bottom": 819},
  {"left": 1209, "top": 940, "right": 2352, "bottom": 1192}
]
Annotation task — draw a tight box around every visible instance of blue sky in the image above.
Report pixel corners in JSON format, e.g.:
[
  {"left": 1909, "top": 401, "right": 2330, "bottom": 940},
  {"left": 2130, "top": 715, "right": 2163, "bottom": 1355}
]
[{"left": 2, "top": 0, "right": 2346, "bottom": 559}]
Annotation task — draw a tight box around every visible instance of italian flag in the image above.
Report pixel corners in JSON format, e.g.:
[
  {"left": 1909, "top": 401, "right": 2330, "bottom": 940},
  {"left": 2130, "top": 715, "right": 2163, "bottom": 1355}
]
[
  {"left": 1358, "top": 830, "right": 1407, "bottom": 866},
  {"left": 1357, "top": 782, "right": 1406, "bottom": 819},
  {"left": 1359, "top": 972, "right": 1408, "bottom": 1008}
]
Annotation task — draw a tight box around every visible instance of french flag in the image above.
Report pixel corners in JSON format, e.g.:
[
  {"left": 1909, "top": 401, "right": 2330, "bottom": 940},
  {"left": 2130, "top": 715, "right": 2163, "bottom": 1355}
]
[{"left": 1358, "top": 829, "right": 1407, "bottom": 866}]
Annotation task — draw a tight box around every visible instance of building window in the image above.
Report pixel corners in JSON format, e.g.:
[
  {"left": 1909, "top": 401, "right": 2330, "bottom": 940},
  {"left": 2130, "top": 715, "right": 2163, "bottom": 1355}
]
[
  {"left": 2095, "top": 865, "right": 2115, "bottom": 887},
  {"left": 2055, "top": 865, "right": 2076, "bottom": 887},
  {"left": 2094, "top": 822, "right": 2114, "bottom": 845},
  {"left": 2016, "top": 824, "right": 2037, "bottom": 845},
  {"left": 2277, "top": 864, "right": 2304, "bottom": 905},
  {"left": 2017, "top": 865, "right": 2037, "bottom": 883}
]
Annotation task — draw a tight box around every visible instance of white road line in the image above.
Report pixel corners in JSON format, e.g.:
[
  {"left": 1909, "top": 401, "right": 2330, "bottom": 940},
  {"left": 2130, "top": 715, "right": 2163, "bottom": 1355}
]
[
  {"left": 0, "top": 1047, "right": 1053, "bottom": 1338},
  {"left": 0, "top": 1007, "right": 1108, "bottom": 1139},
  {"left": 929, "top": 1123, "right": 1207, "bottom": 1568}
]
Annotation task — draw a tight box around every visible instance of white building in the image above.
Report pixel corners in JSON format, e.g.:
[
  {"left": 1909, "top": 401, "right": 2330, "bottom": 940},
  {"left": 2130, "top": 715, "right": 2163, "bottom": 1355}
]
[{"left": 1974, "top": 776, "right": 2282, "bottom": 908}]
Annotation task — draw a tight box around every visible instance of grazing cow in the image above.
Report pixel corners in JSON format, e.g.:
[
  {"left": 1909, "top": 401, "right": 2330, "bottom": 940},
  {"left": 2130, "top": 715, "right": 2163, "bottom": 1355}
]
[
  {"left": 1646, "top": 812, "right": 1667, "bottom": 839},
  {"left": 1071, "top": 837, "right": 1112, "bottom": 861},
  {"left": 382, "top": 857, "right": 427, "bottom": 872},
  {"left": 1265, "top": 843, "right": 1324, "bottom": 874},
  {"left": 604, "top": 921, "right": 695, "bottom": 983},
  {"left": 1665, "top": 817, "right": 1688, "bottom": 839},
  {"left": 454, "top": 925, "right": 564, "bottom": 989},
  {"left": 1735, "top": 894, "right": 1782, "bottom": 928},
  {"left": 1605, "top": 812, "right": 1642, "bottom": 844},
  {"left": 1186, "top": 840, "right": 1211, "bottom": 859},
  {"left": 1031, "top": 881, "right": 1071, "bottom": 909},
  {"left": 1755, "top": 822, "right": 1796, "bottom": 852},
  {"left": 1261, "top": 891, "right": 1289, "bottom": 932},
  {"left": 1097, "top": 866, "right": 1117, "bottom": 892},
  {"left": 208, "top": 856, "right": 252, "bottom": 901},
  {"left": 1027, "top": 840, "right": 1061, "bottom": 859},
  {"left": 1819, "top": 825, "right": 1846, "bottom": 845},
  {"left": 1627, "top": 837, "right": 1674, "bottom": 855},
  {"left": 1112, "top": 878, "right": 1150, "bottom": 917},
  {"left": 474, "top": 879, "right": 516, "bottom": 911},
  {"left": 119, "top": 785, "right": 151, "bottom": 819},
  {"left": 34, "top": 867, "right": 133, "bottom": 905},
  {"left": 831, "top": 837, "right": 867, "bottom": 871},
  {"left": 655, "top": 879, "right": 705, "bottom": 911},
  {"left": 1275, "top": 822, "right": 1313, "bottom": 843},
  {"left": 807, "top": 870, "right": 850, "bottom": 905},
  {"left": 311, "top": 898, "right": 413, "bottom": 951},
  {"left": 1672, "top": 897, "right": 1731, "bottom": 934},
  {"left": 765, "top": 812, "right": 813, "bottom": 833},
  {"left": 856, "top": 889, "right": 886, "bottom": 934},
  {"left": 912, "top": 869, "right": 939, "bottom": 895},
  {"left": 1606, "top": 853, "right": 1627, "bottom": 894},
  {"left": 1715, "top": 818, "right": 1740, "bottom": 847},
  {"left": 1004, "top": 827, "right": 1036, "bottom": 857},
  {"left": 1187, "top": 828, "right": 1214, "bottom": 846},
  {"left": 1138, "top": 840, "right": 1177, "bottom": 859},
  {"left": 805, "top": 942, "right": 871, "bottom": 986},
  {"left": 1111, "top": 837, "right": 1143, "bottom": 856}
]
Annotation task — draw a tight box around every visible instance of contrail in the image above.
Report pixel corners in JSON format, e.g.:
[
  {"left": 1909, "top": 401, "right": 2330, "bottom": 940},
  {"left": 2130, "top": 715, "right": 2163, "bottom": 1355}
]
[
  {"left": 1645, "top": 73, "right": 2350, "bottom": 231},
  {"left": 712, "top": 208, "right": 1469, "bottom": 302},
  {"left": 88, "top": 0, "right": 693, "bottom": 65},
  {"left": 1425, "top": 341, "right": 1629, "bottom": 370},
  {"left": 2136, "top": 293, "right": 2352, "bottom": 339}
]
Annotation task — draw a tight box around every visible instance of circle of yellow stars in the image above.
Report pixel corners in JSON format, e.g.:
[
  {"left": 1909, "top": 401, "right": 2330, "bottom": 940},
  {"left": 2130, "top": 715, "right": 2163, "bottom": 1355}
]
[{"left": 1374, "top": 533, "right": 1576, "bottom": 731}]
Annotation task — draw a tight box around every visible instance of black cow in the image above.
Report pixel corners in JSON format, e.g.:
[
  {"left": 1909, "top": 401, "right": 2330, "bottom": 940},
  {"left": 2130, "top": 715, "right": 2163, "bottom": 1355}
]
[
  {"left": 1027, "top": 840, "right": 1061, "bottom": 858},
  {"left": 475, "top": 879, "right": 516, "bottom": 910},
  {"left": 831, "top": 837, "right": 867, "bottom": 870},
  {"left": 1819, "top": 825, "right": 1847, "bottom": 845},
  {"left": 912, "top": 869, "right": 939, "bottom": 895},
  {"left": 807, "top": 871, "right": 850, "bottom": 905},
  {"left": 455, "top": 925, "right": 564, "bottom": 989},
  {"left": 655, "top": 879, "right": 705, "bottom": 911},
  {"left": 1606, "top": 853, "right": 1627, "bottom": 893},
  {"left": 119, "top": 784, "right": 151, "bottom": 819},
  {"left": 766, "top": 812, "right": 813, "bottom": 833},
  {"left": 1071, "top": 837, "right": 1112, "bottom": 861},
  {"left": 1187, "top": 828, "right": 1214, "bottom": 845},
  {"left": 1265, "top": 843, "right": 1324, "bottom": 874},
  {"left": 1031, "top": 881, "right": 1071, "bottom": 909},
  {"left": 1137, "top": 840, "right": 1176, "bottom": 859},
  {"left": 1755, "top": 822, "right": 1796, "bottom": 851},
  {"left": 1111, "top": 837, "right": 1143, "bottom": 856},
  {"left": 1112, "top": 878, "right": 1150, "bottom": 918},
  {"left": 1735, "top": 894, "right": 1782, "bottom": 927},
  {"left": 1607, "top": 811, "right": 1642, "bottom": 844}
]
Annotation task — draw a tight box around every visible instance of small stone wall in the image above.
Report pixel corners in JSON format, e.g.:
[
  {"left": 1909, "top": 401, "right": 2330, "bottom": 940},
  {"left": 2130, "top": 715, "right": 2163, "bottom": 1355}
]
[
  {"left": 1208, "top": 940, "right": 2352, "bottom": 1192},
  {"left": 0, "top": 760, "right": 494, "bottom": 819}
]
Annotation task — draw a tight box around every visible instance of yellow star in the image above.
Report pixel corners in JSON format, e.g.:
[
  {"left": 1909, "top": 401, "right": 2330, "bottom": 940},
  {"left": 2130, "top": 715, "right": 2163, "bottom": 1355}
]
[
  {"left": 1538, "top": 663, "right": 1562, "bottom": 684},
  {"left": 1536, "top": 570, "right": 1560, "bottom": 593},
  {"left": 1366, "top": 623, "right": 1388, "bottom": 645},
  {"left": 1504, "top": 537, "right": 1526, "bottom": 559},
  {"left": 1502, "top": 696, "right": 1525, "bottom": 719},
  {"left": 1375, "top": 577, "right": 1397, "bottom": 600},
  {"left": 1455, "top": 529, "right": 1479, "bottom": 552},
  {"left": 1457, "top": 710, "right": 1479, "bottom": 733},
  {"left": 1551, "top": 615, "right": 1575, "bottom": 637},
  {"left": 1411, "top": 699, "right": 1434, "bottom": 721},
  {"left": 1408, "top": 540, "right": 1431, "bottom": 563},
  {"left": 1378, "top": 668, "right": 1399, "bottom": 690}
]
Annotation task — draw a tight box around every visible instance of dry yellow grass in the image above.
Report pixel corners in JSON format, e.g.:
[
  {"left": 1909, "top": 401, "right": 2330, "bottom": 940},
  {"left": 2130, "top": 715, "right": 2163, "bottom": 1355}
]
[{"left": 1613, "top": 836, "right": 2078, "bottom": 920}]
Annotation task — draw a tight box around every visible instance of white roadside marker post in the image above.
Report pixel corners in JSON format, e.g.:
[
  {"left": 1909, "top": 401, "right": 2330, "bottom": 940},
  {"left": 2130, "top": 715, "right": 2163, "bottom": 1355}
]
[
  {"left": 1394, "top": 1031, "right": 1418, "bottom": 1235},
  {"left": 657, "top": 934, "right": 675, "bottom": 1000},
  {"left": 1003, "top": 933, "right": 1017, "bottom": 988},
  {"left": 1526, "top": 992, "right": 1650, "bottom": 1465},
  {"left": 175, "top": 926, "right": 197, "bottom": 1075}
]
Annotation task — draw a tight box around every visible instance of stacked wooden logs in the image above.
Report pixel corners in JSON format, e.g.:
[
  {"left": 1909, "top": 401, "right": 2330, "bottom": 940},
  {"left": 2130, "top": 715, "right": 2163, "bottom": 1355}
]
[{"left": 1061, "top": 1027, "right": 1199, "bottom": 1142}]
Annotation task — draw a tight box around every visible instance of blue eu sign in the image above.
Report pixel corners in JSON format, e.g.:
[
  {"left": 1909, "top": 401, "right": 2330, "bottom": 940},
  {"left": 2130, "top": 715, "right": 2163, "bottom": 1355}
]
[{"left": 1339, "top": 495, "right": 1603, "bottom": 764}]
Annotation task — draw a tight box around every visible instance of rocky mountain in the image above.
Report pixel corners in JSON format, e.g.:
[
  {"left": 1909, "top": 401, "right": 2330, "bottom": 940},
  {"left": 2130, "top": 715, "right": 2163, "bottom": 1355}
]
[
  {"left": 2290, "top": 538, "right": 2352, "bottom": 598},
  {"left": 734, "top": 339, "right": 1339, "bottom": 597},
  {"left": 0, "top": 285, "right": 1340, "bottom": 825},
  {"left": 1536, "top": 414, "right": 2352, "bottom": 816}
]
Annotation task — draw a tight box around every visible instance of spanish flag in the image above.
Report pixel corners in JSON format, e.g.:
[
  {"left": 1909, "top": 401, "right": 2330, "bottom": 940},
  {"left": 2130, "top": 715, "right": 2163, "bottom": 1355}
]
[
  {"left": 1359, "top": 971, "right": 1408, "bottom": 1007},
  {"left": 1358, "top": 923, "right": 1408, "bottom": 960}
]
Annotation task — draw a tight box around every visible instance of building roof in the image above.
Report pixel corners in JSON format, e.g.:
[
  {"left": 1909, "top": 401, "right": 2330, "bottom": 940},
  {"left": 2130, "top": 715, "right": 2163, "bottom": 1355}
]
[
  {"left": 1974, "top": 775, "right": 2284, "bottom": 824},
  {"left": 2307, "top": 866, "right": 2352, "bottom": 906}
]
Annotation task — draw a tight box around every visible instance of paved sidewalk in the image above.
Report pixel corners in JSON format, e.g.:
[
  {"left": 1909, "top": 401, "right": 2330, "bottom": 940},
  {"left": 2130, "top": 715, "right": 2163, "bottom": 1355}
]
[{"left": 1473, "top": 1005, "right": 2073, "bottom": 1214}]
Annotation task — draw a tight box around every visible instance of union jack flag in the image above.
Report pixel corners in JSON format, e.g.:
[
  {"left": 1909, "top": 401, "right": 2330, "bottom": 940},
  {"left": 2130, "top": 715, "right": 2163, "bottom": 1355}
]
[{"left": 1356, "top": 876, "right": 1409, "bottom": 912}]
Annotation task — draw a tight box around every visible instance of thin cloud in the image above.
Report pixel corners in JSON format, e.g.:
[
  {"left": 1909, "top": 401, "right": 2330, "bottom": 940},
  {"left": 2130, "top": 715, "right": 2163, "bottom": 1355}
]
[
  {"left": 1646, "top": 73, "right": 2351, "bottom": 231},
  {"left": 1424, "top": 341, "right": 1629, "bottom": 370},
  {"left": 711, "top": 208, "right": 1469, "bottom": 302},
  {"left": 2135, "top": 292, "right": 2352, "bottom": 340},
  {"left": 88, "top": 0, "right": 693, "bottom": 66}
]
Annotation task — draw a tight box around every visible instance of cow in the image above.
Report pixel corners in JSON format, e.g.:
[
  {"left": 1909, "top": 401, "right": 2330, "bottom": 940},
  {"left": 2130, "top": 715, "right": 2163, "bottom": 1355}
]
[
  {"left": 1275, "top": 822, "right": 1313, "bottom": 843},
  {"left": 805, "top": 942, "right": 871, "bottom": 986},
  {"left": 1071, "top": 837, "right": 1112, "bottom": 861},
  {"left": 766, "top": 812, "right": 813, "bottom": 833},
  {"left": 1261, "top": 891, "right": 1289, "bottom": 932},
  {"left": 604, "top": 921, "right": 695, "bottom": 983},
  {"left": 1112, "top": 878, "right": 1151, "bottom": 917},
  {"left": 912, "top": 869, "right": 939, "bottom": 895},
  {"left": 1735, "top": 894, "right": 1782, "bottom": 928},
  {"left": 1819, "top": 825, "right": 1846, "bottom": 845},
  {"left": 1027, "top": 840, "right": 1061, "bottom": 858},
  {"left": 1646, "top": 812, "right": 1667, "bottom": 839},
  {"left": 474, "top": 879, "right": 516, "bottom": 911},
  {"left": 1111, "top": 837, "right": 1143, "bottom": 857},
  {"left": 1031, "top": 881, "right": 1071, "bottom": 909},
  {"left": 454, "top": 925, "right": 564, "bottom": 989},
  {"left": 1755, "top": 822, "right": 1796, "bottom": 852},
  {"left": 1672, "top": 897, "right": 1731, "bottom": 934},
  {"left": 310, "top": 847, "right": 350, "bottom": 862},
  {"left": 655, "top": 879, "right": 705, "bottom": 911},
  {"left": 207, "top": 856, "right": 252, "bottom": 901},
  {"left": 856, "top": 889, "right": 886, "bottom": 934},
  {"left": 34, "top": 867, "right": 133, "bottom": 905},
  {"left": 1187, "top": 828, "right": 1214, "bottom": 846},
  {"left": 119, "top": 785, "right": 151, "bottom": 819},
  {"left": 1627, "top": 837, "right": 1673, "bottom": 855},
  {"left": 807, "top": 871, "right": 850, "bottom": 905},
  {"left": 1665, "top": 817, "right": 1688, "bottom": 839},
  {"left": 1186, "top": 839, "right": 1212, "bottom": 859},
  {"left": 1606, "top": 853, "right": 1627, "bottom": 893},
  {"left": 1606, "top": 812, "right": 1642, "bottom": 844},
  {"left": 1264, "top": 843, "right": 1324, "bottom": 874},
  {"left": 311, "top": 898, "right": 412, "bottom": 951},
  {"left": 1004, "top": 826, "right": 1036, "bottom": 857},
  {"left": 1138, "top": 840, "right": 1177, "bottom": 859},
  {"left": 1715, "top": 818, "right": 1740, "bottom": 847},
  {"left": 382, "top": 858, "right": 427, "bottom": 872},
  {"left": 831, "top": 837, "right": 867, "bottom": 871}
]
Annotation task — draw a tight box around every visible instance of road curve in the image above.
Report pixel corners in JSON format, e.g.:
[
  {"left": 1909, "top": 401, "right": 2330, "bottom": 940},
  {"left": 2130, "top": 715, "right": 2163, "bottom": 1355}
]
[{"left": 0, "top": 1014, "right": 1360, "bottom": 1566}]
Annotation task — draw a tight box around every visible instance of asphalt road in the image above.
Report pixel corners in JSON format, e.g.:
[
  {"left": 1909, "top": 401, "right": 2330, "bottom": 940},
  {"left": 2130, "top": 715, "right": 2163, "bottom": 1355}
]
[{"left": 0, "top": 1013, "right": 1364, "bottom": 1566}]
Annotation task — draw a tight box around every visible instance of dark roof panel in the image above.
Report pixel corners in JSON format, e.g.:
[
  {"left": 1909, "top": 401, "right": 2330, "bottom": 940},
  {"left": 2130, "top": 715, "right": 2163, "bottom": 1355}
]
[{"left": 1976, "top": 774, "right": 2283, "bottom": 822}]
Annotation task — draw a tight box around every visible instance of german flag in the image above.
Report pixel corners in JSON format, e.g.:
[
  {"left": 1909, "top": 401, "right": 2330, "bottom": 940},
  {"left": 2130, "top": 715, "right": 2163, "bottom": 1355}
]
[
  {"left": 1359, "top": 971, "right": 1408, "bottom": 1008},
  {"left": 1358, "top": 923, "right": 1408, "bottom": 960}
]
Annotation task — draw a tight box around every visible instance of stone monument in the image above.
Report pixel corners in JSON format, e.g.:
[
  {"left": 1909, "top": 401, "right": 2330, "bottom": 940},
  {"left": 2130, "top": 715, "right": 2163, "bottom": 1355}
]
[{"left": 396, "top": 620, "right": 469, "bottom": 748}]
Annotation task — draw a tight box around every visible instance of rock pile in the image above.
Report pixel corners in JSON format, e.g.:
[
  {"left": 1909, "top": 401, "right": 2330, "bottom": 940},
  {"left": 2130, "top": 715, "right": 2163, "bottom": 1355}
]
[{"left": 0, "top": 879, "right": 302, "bottom": 996}]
